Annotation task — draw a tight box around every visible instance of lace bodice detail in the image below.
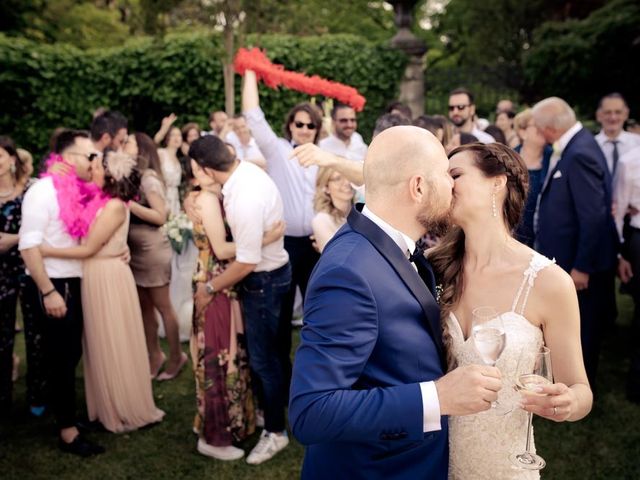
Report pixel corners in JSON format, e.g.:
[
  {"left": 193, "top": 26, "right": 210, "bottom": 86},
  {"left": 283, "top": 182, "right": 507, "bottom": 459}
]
[{"left": 447, "top": 252, "right": 554, "bottom": 480}]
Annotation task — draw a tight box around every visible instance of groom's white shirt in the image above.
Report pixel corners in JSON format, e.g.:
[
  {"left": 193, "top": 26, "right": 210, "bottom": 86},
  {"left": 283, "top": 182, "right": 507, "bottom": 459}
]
[
  {"left": 19, "top": 176, "right": 82, "bottom": 278},
  {"left": 362, "top": 206, "right": 442, "bottom": 432}
]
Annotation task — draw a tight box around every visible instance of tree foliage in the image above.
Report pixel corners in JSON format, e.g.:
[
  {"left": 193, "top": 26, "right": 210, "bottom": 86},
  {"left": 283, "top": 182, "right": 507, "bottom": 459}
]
[
  {"left": 523, "top": 0, "right": 640, "bottom": 117},
  {"left": 0, "top": 32, "right": 406, "bottom": 159}
]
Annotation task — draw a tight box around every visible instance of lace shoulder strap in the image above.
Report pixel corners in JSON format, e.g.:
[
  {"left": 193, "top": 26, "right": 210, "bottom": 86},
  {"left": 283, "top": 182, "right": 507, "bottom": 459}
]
[{"left": 511, "top": 253, "right": 555, "bottom": 315}]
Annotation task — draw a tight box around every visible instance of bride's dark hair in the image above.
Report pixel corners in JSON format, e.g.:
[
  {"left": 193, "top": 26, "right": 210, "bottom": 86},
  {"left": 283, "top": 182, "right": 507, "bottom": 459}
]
[{"left": 427, "top": 142, "right": 529, "bottom": 368}]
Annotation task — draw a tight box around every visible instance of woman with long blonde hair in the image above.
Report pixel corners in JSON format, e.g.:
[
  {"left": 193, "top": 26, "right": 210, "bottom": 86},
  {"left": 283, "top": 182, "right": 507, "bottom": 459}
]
[{"left": 311, "top": 167, "right": 354, "bottom": 253}]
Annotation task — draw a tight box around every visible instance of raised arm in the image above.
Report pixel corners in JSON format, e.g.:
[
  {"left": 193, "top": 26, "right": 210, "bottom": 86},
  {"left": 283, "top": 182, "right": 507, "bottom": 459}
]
[
  {"left": 520, "top": 265, "right": 593, "bottom": 422},
  {"left": 40, "top": 200, "right": 126, "bottom": 259},
  {"left": 242, "top": 69, "right": 259, "bottom": 112},
  {"left": 153, "top": 113, "right": 177, "bottom": 145}
]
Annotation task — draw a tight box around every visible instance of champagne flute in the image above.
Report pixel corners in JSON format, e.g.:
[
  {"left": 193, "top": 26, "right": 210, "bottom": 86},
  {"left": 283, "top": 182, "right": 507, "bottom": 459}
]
[
  {"left": 510, "top": 346, "right": 553, "bottom": 470},
  {"left": 471, "top": 306, "right": 511, "bottom": 415}
]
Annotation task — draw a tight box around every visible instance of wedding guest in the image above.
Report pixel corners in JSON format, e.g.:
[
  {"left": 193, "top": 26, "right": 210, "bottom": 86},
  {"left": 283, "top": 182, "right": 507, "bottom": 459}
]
[
  {"left": 90, "top": 111, "right": 128, "bottom": 153},
  {"left": 0, "top": 136, "right": 45, "bottom": 423},
  {"left": 242, "top": 69, "right": 322, "bottom": 383},
  {"left": 372, "top": 113, "right": 411, "bottom": 138},
  {"left": 484, "top": 125, "right": 508, "bottom": 145},
  {"left": 158, "top": 125, "right": 183, "bottom": 216},
  {"left": 187, "top": 157, "right": 286, "bottom": 460},
  {"left": 123, "top": 133, "right": 187, "bottom": 380},
  {"left": 312, "top": 167, "right": 354, "bottom": 253},
  {"left": 385, "top": 100, "right": 412, "bottom": 120},
  {"left": 495, "top": 110, "right": 520, "bottom": 148},
  {"left": 19, "top": 129, "right": 105, "bottom": 456},
  {"left": 496, "top": 98, "right": 515, "bottom": 114},
  {"left": 613, "top": 145, "right": 640, "bottom": 403},
  {"left": 513, "top": 109, "right": 552, "bottom": 247},
  {"left": 207, "top": 111, "right": 229, "bottom": 137},
  {"left": 158, "top": 123, "right": 198, "bottom": 341},
  {"left": 448, "top": 87, "right": 495, "bottom": 144},
  {"left": 225, "top": 115, "right": 267, "bottom": 169},
  {"left": 595, "top": 93, "right": 640, "bottom": 178},
  {"left": 189, "top": 135, "right": 292, "bottom": 465},
  {"left": 533, "top": 97, "right": 619, "bottom": 391},
  {"left": 39, "top": 151, "right": 165, "bottom": 432}
]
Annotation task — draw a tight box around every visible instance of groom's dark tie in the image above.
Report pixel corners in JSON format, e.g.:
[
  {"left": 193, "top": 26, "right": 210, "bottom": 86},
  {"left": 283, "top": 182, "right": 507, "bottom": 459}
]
[{"left": 409, "top": 246, "right": 437, "bottom": 298}]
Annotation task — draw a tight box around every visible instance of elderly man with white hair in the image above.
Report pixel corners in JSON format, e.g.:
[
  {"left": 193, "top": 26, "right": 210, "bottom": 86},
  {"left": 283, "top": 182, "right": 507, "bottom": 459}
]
[{"left": 533, "top": 97, "right": 619, "bottom": 393}]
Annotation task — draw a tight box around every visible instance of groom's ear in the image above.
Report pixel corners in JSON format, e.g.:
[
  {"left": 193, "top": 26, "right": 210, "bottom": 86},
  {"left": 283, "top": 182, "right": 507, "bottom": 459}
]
[{"left": 409, "top": 174, "right": 426, "bottom": 202}]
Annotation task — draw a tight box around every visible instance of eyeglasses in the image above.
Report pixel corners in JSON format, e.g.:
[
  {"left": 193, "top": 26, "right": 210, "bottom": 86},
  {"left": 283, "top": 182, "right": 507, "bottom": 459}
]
[
  {"left": 337, "top": 118, "right": 357, "bottom": 124},
  {"left": 68, "top": 151, "right": 101, "bottom": 161},
  {"left": 294, "top": 121, "right": 317, "bottom": 130},
  {"left": 448, "top": 104, "right": 470, "bottom": 112}
]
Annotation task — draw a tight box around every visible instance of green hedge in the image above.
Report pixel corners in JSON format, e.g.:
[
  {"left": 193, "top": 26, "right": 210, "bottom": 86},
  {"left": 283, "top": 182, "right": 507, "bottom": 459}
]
[{"left": 0, "top": 32, "right": 407, "bottom": 159}]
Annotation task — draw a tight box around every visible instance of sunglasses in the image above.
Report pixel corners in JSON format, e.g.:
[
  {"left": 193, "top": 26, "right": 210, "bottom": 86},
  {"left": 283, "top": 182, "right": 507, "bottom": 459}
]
[
  {"left": 294, "top": 121, "right": 317, "bottom": 130},
  {"left": 68, "top": 151, "right": 101, "bottom": 162},
  {"left": 448, "top": 104, "right": 470, "bottom": 112}
]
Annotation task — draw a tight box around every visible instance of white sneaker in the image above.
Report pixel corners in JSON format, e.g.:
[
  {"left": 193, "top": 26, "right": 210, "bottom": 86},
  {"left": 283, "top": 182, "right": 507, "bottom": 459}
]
[
  {"left": 197, "top": 439, "right": 244, "bottom": 461},
  {"left": 291, "top": 318, "right": 303, "bottom": 327},
  {"left": 246, "top": 430, "right": 289, "bottom": 465},
  {"left": 255, "top": 410, "right": 265, "bottom": 428}
]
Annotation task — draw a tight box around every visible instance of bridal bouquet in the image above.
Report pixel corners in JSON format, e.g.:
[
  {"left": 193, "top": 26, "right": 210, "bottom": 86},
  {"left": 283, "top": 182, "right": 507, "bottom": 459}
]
[{"left": 163, "top": 212, "right": 193, "bottom": 254}]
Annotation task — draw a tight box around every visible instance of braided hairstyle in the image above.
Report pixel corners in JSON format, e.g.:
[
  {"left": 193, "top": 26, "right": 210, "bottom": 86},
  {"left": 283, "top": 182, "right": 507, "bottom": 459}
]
[{"left": 428, "top": 142, "right": 529, "bottom": 369}]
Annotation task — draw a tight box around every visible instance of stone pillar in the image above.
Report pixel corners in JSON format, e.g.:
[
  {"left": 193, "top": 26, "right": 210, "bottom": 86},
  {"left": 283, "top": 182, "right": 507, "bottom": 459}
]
[{"left": 389, "top": 0, "right": 427, "bottom": 118}]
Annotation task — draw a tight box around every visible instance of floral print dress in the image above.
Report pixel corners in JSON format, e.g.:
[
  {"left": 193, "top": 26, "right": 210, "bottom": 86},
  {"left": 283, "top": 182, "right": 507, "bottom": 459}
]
[{"left": 190, "top": 198, "right": 255, "bottom": 446}]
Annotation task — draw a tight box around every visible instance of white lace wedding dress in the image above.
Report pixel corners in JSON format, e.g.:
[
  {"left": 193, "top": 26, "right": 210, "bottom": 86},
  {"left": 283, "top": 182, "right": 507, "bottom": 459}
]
[{"left": 447, "top": 252, "right": 554, "bottom": 480}]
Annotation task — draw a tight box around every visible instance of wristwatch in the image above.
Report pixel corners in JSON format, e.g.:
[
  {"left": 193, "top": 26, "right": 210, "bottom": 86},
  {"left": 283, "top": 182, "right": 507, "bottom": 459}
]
[{"left": 205, "top": 282, "right": 215, "bottom": 296}]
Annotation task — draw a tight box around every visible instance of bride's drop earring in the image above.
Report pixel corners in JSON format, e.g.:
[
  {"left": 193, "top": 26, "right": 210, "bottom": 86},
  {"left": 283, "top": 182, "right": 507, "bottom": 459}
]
[{"left": 492, "top": 192, "right": 497, "bottom": 218}]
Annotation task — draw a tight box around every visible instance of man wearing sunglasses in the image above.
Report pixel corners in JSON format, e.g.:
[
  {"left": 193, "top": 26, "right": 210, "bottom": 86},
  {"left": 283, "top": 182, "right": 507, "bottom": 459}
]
[
  {"left": 447, "top": 88, "right": 494, "bottom": 144},
  {"left": 319, "top": 104, "right": 368, "bottom": 163},
  {"left": 20, "top": 130, "right": 105, "bottom": 457}
]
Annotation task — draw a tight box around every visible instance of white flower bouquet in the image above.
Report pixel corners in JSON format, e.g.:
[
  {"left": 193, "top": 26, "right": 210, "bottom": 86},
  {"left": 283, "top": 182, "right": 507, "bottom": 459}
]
[{"left": 163, "top": 212, "right": 193, "bottom": 254}]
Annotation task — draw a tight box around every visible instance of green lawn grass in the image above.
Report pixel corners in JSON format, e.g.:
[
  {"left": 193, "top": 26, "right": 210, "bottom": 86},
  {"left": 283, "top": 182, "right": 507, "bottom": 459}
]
[{"left": 2, "top": 294, "right": 639, "bottom": 479}]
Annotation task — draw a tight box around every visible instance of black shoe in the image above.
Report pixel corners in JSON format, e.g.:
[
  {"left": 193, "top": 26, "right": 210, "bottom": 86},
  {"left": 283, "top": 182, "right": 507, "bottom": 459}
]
[
  {"left": 76, "top": 418, "right": 106, "bottom": 433},
  {"left": 58, "top": 434, "right": 105, "bottom": 457}
]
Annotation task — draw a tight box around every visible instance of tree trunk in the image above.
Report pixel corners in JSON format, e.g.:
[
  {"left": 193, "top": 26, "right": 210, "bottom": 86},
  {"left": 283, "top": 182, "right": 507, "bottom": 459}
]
[{"left": 223, "top": 18, "right": 235, "bottom": 116}]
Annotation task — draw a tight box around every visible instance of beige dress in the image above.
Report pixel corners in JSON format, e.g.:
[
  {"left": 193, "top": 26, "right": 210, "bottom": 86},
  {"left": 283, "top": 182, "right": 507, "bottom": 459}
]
[{"left": 82, "top": 204, "right": 165, "bottom": 432}]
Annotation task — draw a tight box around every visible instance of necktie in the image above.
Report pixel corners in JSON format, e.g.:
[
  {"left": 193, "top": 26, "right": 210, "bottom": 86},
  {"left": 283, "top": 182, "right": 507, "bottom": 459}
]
[
  {"left": 611, "top": 140, "right": 619, "bottom": 176},
  {"left": 409, "top": 247, "right": 436, "bottom": 297}
]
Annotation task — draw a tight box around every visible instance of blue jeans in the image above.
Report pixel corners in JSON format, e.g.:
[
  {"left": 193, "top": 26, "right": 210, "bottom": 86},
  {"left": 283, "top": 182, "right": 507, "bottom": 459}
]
[{"left": 241, "top": 263, "right": 292, "bottom": 433}]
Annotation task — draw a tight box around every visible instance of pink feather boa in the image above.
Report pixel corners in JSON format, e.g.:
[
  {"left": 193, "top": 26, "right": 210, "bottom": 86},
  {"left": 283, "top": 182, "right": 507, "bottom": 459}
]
[{"left": 41, "top": 153, "right": 110, "bottom": 239}]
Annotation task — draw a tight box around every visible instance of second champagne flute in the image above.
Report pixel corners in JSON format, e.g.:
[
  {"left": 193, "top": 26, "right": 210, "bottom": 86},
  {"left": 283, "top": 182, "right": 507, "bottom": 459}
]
[{"left": 471, "top": 306, "right": 511, "bottom": 415}]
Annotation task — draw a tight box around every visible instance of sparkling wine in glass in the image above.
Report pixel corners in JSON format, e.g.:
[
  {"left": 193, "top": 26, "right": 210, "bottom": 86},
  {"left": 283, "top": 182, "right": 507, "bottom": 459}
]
[
  {"left": 471, "top": 306, "right": 510, "bottom": 415},
  {"left": 510, "top": 346, "right": 553, "bottom": 470}
]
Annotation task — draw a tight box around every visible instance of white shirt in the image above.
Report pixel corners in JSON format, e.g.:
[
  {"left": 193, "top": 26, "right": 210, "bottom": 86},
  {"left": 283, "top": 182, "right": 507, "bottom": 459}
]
[
  {"left": 471, "top": 126, "right": 495, "bottom": 144},
  {"left": 613, "top": 146, "right": 640, "bottom": 240},
  {"left": 222, "top": 161, "right": 289, "bottom": 272},
  {"left": 245, "top": 107, "right": 317, "bottom": 237},
  {"left": 225, "top": 131, "right": 266, "bottom": 163},
  {"left": 319, "top": 132, "right": 368, "bottom": 162},
  {"left": 18, "top": 177, "right": 83, "bottom": 278},
  {"left": 361, "top": 206, "right": 441, "bottom": 433},
  {"left": 595, "top": 130, "right": 640, "bottom": 174}
]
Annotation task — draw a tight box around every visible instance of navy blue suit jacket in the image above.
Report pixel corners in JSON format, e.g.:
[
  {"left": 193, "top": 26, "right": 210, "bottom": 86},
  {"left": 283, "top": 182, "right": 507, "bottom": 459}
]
[
  {"left": 289, "top": 206, "right": 448, "bottom": 480},
  {"left": 536, "top": 127, "right": 618, "bottom": 273}
]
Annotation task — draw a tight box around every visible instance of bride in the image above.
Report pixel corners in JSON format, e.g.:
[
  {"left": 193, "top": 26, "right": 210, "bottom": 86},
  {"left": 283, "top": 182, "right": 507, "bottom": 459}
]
[{"left": 428, "top": 142, "right": 593, "bottom": 479}]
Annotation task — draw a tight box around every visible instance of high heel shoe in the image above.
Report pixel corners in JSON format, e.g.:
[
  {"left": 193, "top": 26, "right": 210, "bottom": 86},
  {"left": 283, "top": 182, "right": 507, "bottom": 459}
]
[
  {"left": 156, "top": 352, "right": 188, "bottom": 381},
  {"left": 150, "top": 352, "right": 167, "bottom": 379}
]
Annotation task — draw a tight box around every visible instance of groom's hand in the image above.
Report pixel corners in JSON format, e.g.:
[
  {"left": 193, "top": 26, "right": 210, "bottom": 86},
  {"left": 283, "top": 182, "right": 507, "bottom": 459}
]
[{"left": 434, "top": 365, "right": 502, "bottom": 416}]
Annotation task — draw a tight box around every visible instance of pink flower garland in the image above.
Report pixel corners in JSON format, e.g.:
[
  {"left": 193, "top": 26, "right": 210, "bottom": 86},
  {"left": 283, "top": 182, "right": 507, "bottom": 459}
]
[
  {"left": 234, "top": 47, "right": 367, "bottom": 111},
  {"left": 41, "top": 153, "right": 110, "bottom": 239}
]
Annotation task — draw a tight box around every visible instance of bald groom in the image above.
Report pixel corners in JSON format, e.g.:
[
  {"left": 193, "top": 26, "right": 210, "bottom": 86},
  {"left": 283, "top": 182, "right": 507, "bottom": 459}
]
[{"left": 289, "top": 126, "right": 502, "bottom": 480}]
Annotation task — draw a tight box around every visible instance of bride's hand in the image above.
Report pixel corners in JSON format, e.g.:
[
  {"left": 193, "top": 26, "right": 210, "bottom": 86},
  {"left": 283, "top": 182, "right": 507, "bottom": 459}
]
[{"left": 519, "top": 382, "right": 577, "bottom": 422}]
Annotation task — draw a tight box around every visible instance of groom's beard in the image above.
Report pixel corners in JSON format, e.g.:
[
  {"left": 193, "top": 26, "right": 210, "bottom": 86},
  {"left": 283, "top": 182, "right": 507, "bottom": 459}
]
[{"left": 417, "top": 194, "right": 452, "bottom": 238}]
